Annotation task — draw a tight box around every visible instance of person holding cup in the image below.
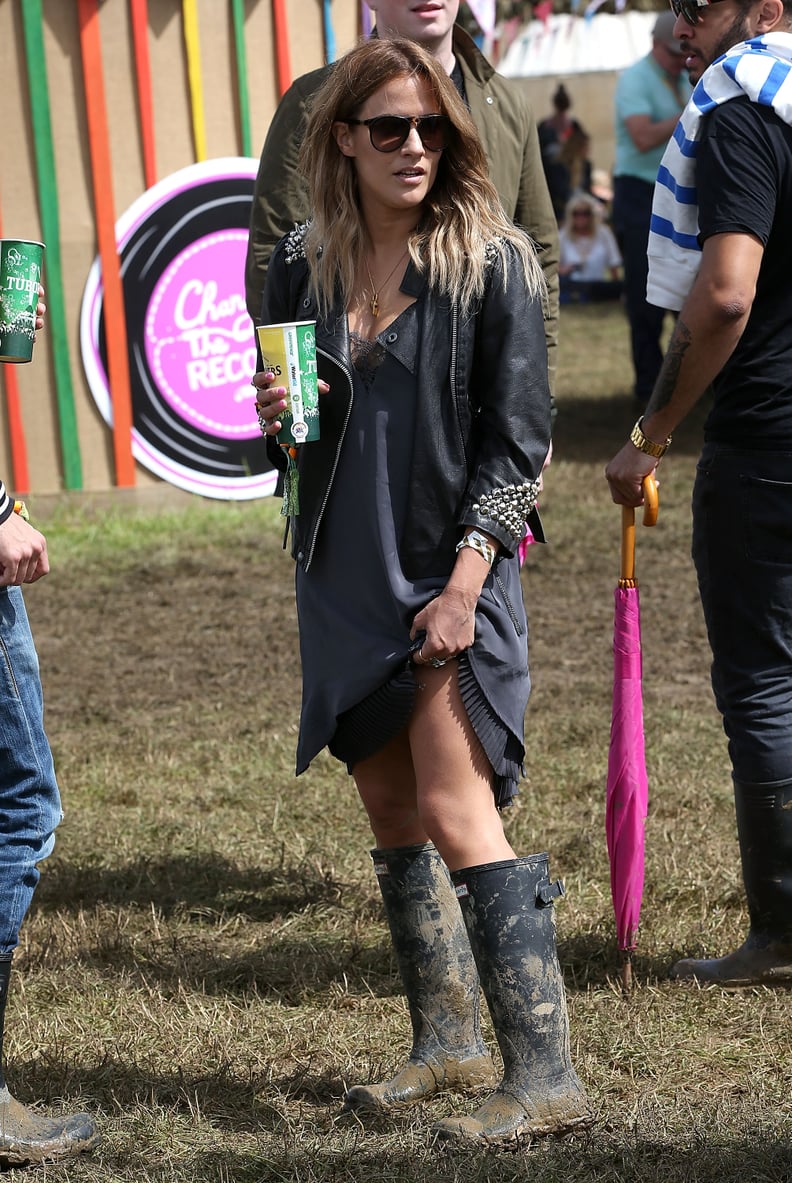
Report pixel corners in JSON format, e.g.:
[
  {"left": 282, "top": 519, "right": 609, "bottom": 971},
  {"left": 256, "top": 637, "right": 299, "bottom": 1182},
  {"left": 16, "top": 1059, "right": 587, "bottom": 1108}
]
[
  {"left": 252, "top": 38, "right": 591, "bottom": 1146},
  {"left": 0, "top": 286, "right": 99, "bottom": 1167}
]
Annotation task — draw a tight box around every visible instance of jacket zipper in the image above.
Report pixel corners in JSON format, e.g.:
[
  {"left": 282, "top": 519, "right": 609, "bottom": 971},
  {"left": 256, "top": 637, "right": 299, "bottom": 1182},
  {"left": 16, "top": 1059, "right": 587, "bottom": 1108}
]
[
  {"left": 495, "top": 571, "right": 524, "bottom": 635},
  {"left": 303, "top": 347, "right": 355, "bottom": 571}
]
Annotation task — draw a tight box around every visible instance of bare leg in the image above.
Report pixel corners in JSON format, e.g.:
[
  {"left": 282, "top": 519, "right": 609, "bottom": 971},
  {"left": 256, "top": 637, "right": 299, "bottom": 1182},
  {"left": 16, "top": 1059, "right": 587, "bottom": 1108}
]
[
  {"left": 408, "top": 663, "right": 514, "bottom": 871},
  {"left": 353, "top": 731, "right": 425, "bottom": 848},
  {"left": 347, "top": 706, "right": 497, "bottom": 1114},
  {"left": 353, "top": 663, "right": 512, "bottom": 867}
]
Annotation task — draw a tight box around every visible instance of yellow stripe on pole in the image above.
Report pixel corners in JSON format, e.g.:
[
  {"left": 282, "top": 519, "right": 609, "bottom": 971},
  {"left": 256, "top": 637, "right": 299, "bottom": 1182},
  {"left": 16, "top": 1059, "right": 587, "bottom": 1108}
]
[{"left": 182, "top": 0, "right": 207, "bottom": 161}]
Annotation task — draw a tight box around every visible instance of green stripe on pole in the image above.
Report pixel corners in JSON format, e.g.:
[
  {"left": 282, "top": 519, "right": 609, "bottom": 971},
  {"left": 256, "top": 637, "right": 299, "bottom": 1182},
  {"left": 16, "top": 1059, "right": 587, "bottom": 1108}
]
[
  {"left": 231, "top": 0, "right": 252, "bottom": 157},
  {"left": 20, "top": 0, "right": 83, "bottom": 490}
]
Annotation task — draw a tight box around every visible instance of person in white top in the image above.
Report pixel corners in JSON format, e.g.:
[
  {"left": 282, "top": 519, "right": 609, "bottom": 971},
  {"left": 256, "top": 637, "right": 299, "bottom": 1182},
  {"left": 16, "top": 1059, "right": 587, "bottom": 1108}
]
[{"left": 558, "top": 192, "right": 622, "bottom": 299}]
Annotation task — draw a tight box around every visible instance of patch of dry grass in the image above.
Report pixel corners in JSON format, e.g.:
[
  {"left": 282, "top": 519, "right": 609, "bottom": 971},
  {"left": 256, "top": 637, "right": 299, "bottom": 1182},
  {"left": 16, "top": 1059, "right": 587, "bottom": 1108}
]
[{"left": 8, "top": 302, "right": 791, "bottom": 1181}]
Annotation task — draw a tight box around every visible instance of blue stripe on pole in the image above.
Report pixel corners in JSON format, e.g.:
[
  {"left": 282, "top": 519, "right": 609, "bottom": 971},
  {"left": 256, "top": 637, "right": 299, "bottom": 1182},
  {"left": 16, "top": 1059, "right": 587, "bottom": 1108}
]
[{"left": 323, "top": 0, "right": 336, "bottom": 62}]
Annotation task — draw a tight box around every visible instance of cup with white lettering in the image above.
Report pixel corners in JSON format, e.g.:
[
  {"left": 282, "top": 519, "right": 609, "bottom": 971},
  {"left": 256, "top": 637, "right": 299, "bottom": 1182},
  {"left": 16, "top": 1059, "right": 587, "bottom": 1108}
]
[
  {"left": 256, "top": 320, "right": 319, "bottom": 445},
  {"left": 0, "top": 240, "right": 45, "bottom": 363}
]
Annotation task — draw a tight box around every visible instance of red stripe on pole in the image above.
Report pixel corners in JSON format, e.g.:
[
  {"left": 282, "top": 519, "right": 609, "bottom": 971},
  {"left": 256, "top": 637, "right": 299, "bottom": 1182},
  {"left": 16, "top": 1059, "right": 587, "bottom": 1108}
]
[
  {"left": 0, "top": 364, "right": 30, "bottom": 496},
  {"left": 130, "top": 0, "right": 157, "bottom": 189},
  {"left": 78, "top": 0, "right": 136, "bottom": 487},
  {"left": 0, "top": 196, "right": 30, "bottom": 494},
  {"left": 272, "top": 0, "right": 292, "bottom": 95}
]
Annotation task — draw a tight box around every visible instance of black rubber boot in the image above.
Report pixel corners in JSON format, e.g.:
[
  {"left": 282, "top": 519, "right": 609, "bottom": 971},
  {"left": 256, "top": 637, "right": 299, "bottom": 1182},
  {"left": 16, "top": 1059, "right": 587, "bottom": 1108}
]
[
  {"left": 671, "top": 777, "right": 792, "bottom": 986},
  {"left": 343, "top": 843, "right": 496, "bottom": 1113},
  {"left": 432, "top": 856, "right": 593, "bottom": 1144},
  {"left": 0, "top": 955, "right": 100, "bottom": 1167}
]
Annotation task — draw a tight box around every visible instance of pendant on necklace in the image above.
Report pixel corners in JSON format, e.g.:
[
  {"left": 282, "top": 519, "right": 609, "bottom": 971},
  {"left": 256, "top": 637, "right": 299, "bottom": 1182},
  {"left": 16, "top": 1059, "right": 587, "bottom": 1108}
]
[{"left": 370, "top": 292, "right": 379, "bottom": 317}]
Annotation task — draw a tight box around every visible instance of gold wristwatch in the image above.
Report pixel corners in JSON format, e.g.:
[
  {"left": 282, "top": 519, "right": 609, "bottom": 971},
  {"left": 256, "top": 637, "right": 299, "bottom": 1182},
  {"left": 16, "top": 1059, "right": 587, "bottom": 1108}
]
[{"left": 630, "top": 416, "right": 672, "bottom": 459}]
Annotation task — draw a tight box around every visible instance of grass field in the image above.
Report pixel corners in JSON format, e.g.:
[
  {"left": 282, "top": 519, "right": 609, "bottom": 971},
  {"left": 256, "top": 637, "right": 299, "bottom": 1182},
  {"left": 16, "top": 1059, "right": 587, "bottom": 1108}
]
[{"left": 11, "top": 302, "right": 792, "bottom": 1181}]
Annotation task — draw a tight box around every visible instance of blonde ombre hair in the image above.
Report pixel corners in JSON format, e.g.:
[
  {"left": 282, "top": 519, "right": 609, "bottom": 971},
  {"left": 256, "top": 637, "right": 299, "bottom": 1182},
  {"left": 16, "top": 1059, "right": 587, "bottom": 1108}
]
[{"left": 297, "top": 37, "right": 544, "bottom": 316}]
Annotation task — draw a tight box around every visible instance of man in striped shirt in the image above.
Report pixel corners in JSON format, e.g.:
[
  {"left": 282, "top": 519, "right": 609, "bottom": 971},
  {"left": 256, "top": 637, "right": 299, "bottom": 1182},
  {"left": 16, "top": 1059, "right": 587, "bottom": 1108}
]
[{"left": 606, "top": 0, "right": 792, "bottom": 988}]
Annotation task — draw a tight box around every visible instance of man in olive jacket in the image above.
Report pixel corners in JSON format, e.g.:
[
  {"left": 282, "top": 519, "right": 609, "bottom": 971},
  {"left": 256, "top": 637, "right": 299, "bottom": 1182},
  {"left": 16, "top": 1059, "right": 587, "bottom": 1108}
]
[{"left": 244, "top": 2, "right": 560, "bottom": 388}]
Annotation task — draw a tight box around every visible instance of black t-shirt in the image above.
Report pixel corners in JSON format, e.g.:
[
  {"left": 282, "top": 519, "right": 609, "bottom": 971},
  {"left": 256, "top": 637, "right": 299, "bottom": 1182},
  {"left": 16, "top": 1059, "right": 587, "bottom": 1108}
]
[
  {"left": 450, "top": 57, "right": 467, "bottom": 104},
  {"left": 697, "top": 96, "right": 792, "bottom": 445}
]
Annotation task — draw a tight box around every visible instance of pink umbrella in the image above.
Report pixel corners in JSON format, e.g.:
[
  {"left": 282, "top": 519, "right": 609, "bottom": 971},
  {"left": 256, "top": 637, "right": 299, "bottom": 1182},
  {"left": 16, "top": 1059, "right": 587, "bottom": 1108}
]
[{"left": 606, "top": 476, "right": 658, "bottom": 992}]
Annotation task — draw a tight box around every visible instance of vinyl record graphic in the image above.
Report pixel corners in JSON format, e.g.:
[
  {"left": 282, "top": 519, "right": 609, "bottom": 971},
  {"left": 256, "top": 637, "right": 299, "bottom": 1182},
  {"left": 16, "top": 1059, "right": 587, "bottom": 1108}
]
[{"left": 81, "top": 158, "right": 276, "bottom": 499}]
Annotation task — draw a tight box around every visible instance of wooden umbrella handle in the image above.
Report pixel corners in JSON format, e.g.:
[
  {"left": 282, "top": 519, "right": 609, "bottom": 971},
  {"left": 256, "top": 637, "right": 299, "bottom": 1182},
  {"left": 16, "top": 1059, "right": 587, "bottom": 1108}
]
[
  {"left": 642, "top": 473, "right": 659, "bottom": 527},
  {"left": 620, "top": 475, "right": 659, "bottom": 583},
  {"left": 621, "top": 505, "right": 636, "bottom": 584}
]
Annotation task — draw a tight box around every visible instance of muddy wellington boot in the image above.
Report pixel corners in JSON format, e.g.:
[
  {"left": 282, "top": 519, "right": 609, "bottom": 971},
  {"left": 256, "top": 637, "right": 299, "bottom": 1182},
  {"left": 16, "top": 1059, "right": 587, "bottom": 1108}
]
[
  {"left": 0, "top": 955, "right": 99, "bottom": 1167},
  {"left": 671, "top": 777, "right": 792, "bottom": 986},
  {"left": 433, "top": 856, "right": 593, "bottom": 1144},
  {"left": 343, "top": 843, "right": 497, "bottom": 1113}
]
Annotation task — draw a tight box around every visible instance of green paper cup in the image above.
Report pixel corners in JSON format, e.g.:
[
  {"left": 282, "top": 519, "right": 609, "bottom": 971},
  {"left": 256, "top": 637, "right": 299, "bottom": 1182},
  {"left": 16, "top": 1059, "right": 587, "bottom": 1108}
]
[
  {"left": 256, "top": 320, "right": 319, "bottom": 445},
  {"left": 0, "top": 239, "right": 45, "bottom": 363}
]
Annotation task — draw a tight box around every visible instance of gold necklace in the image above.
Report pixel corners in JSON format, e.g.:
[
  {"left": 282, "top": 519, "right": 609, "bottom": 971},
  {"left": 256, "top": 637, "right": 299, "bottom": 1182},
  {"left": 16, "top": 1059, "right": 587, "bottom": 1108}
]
[{"left": 364, "top": 249, "right": 409, "bottom": 317}]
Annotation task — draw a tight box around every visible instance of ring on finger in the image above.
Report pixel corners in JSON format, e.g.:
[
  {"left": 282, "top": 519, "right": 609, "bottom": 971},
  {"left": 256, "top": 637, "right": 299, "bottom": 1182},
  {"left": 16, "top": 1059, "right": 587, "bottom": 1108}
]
[{"left": 429, "top": 656, "right": 448, "bottom": 668}]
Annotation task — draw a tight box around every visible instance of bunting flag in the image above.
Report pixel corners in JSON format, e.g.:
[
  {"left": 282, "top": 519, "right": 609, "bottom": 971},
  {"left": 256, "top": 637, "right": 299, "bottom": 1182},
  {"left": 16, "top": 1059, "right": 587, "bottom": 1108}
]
[
  {"left": 78, "top": 0, "right": 136, "bottom": 487},
  {"left": 0, "top": 199, "right": 30, "bottom": 495},
  {"left": 130, "top": 0, "right": 157, "bottom": 188},
  {"left": 182, "top": 0, "right": 207, "bottom": 161},
  {"left": 273, "top": 0, "right": 292, "bottom": 95},
  {"left": 466, "top": 0, "right": 496, "bottom": 37},
  {"left": 231, "top": 0, "right": 253, "bottom": 156},
  {"left": 323, "top": 0, "right": 337, "bottom": 63},
  {"left": 19, "top": 0, "right": 83, "bottom": 489}
]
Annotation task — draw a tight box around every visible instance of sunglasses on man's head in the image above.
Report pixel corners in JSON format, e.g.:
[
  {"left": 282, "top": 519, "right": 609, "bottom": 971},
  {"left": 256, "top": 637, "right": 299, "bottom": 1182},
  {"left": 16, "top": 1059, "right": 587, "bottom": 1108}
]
[
  {"left": 669, "top": 0, "right": 727, "bottom": 25},
  {"left": 344, "top": 114, "right": 451, "bottom": 153}
]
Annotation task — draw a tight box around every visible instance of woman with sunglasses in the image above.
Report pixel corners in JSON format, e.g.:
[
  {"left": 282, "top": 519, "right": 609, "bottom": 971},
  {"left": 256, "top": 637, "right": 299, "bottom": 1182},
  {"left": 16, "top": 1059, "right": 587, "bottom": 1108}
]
[{"left": 252, "top": 37, "right": 591, "bottom": 1145}]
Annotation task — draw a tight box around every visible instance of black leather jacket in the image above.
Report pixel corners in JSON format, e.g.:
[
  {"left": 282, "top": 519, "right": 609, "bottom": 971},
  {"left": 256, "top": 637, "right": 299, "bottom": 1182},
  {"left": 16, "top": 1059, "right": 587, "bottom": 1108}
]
[{"left": 263, "top": 225, "right": 551, "bottom": 581}]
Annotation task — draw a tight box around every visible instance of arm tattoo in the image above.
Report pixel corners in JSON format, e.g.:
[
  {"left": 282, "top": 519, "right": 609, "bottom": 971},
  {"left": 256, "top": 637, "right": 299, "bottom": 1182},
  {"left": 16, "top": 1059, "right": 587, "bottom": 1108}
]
[{"left": 647, "top": 317, "right": 693, "bottom": 415}]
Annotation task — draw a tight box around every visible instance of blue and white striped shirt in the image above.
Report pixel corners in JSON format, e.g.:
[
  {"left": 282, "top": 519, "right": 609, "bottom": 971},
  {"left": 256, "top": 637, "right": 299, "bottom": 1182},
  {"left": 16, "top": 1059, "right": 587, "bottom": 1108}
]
[
  {"left": 647, "top": 33, "right": 792, "bottom": 311},
  {"left": 0, "top": 480, "right": 12, "bottom": 525}
]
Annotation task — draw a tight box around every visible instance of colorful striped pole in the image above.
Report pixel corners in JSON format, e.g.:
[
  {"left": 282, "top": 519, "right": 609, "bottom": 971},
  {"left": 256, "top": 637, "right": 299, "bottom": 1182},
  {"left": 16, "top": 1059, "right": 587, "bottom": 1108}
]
[
  {"left": 78, "top": 0, "right": 136, "bottom": 487},
  {"left": 323, "top": 0, "right": 337, "bottom": 63},
  {"left": 130, "top": 0, "right": 157, "bottom": 189},
  {"left": 231, "top": 0, "right": 253, "bottom": 157},
  {"left": 272, "top": 0, "right": 292, "bottom": 95},
  {"left": 19, "top": 0, "right": 83, "bottom": 489},
  {"left": 182, "top": 0, "right": 208, "bottom": 161}
]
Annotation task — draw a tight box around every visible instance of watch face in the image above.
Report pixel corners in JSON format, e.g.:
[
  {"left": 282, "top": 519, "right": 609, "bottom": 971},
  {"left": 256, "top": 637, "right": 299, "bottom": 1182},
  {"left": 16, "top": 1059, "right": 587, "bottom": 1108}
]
[{"left": 80, "top": 158, "right": 277, "bottom": 500}]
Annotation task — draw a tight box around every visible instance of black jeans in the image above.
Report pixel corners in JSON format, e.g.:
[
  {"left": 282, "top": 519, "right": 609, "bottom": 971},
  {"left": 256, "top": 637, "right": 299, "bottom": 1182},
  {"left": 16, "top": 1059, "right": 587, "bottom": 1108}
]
[
  {"left": 693, "top": 442, "right": 792, "bottom": 783},
  {"left": 612, "top": 175, "right": 668, "bottom": 402}
]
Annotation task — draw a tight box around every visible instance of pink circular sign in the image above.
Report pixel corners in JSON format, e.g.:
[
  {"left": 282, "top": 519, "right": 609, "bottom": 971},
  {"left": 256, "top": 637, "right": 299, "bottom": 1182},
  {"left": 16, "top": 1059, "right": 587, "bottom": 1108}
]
[
  {"left": 145, "top": 231, "right": 258, "bottom": 440},
  {"left": 80, "top": 158, "right": 275, "bottom": 501}
]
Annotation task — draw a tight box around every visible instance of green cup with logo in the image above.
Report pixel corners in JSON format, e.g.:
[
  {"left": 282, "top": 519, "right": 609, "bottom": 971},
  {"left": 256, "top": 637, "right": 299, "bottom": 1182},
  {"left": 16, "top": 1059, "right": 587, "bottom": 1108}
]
[
  {"left": 256, "top": 320, "right": 320, "bottom": 445},
  {"left": 0, "top": 239, "right": 45, "bottom": 363}
]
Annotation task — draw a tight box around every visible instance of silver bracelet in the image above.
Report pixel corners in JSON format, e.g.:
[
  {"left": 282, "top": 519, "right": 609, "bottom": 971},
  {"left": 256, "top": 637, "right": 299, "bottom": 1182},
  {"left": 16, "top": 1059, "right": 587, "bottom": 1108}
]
[{"left": 456, "top": 529, "right": 497, "bottom": 566}]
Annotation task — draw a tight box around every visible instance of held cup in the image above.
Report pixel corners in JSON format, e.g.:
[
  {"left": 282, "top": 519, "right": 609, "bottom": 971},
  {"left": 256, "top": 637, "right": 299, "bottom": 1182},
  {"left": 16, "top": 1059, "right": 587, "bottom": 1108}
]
[
  {"left": 0, "top": 239, "right": 45, "bottom": 363},
  {"left": 256, "top": 321, "right": 320, "bottom": 445}
]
